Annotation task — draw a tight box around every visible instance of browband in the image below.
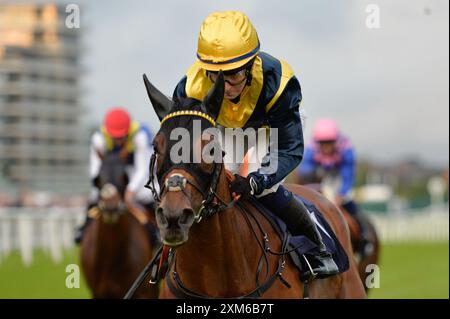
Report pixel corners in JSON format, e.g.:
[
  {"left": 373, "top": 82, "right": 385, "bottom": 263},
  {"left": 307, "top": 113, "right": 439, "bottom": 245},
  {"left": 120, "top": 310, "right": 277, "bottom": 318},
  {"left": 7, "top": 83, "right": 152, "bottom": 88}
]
[{"left": 161, "top": 110, "right": 216, "bottom": 127}]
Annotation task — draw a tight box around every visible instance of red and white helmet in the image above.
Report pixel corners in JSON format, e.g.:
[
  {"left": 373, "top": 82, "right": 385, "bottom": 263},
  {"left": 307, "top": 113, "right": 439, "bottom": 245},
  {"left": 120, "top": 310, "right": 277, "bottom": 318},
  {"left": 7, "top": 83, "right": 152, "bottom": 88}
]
[
  {"left": 104, "top": 108, "right": 131, "bottom": 138},
  {"left": 313, "top": 119, "right": 339, "bottom": 142}
]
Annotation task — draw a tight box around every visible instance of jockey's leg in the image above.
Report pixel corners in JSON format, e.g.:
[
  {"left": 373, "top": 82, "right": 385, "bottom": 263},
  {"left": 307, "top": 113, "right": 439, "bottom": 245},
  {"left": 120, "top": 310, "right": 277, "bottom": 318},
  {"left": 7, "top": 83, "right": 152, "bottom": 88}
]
[
  {"left": 74, "top": 201, "right": 97, "bottom": 245},
  {"left": 135, "top": 188, "right": 160, "bottom": 246},
  {"left": 75, "top": 187, "right": 99, "bottom": 244},
  {"left": 342, "top": 200, "right": 371, "bottom": 256},
  {"left": 225, "top": 130, "right": 336, "bottom": 277},
  {"left": 257, "top": 184, "right": 339, "bottom": 277}
]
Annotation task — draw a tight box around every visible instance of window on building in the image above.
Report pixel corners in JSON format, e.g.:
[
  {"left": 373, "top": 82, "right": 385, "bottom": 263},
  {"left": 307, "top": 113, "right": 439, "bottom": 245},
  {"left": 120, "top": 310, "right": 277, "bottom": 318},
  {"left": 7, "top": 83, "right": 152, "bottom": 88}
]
[
  {"left": 8, "top": 73, "right": 20, "bottom": 81},
  {"left": 6, "top": 95, "right": 20, "bottom": 103},
  {"left": 29, "top": 73, "right": 39, "bottom": 81},
  {"left": 65, "top": 97, "right": 77, "bottom": 105}
]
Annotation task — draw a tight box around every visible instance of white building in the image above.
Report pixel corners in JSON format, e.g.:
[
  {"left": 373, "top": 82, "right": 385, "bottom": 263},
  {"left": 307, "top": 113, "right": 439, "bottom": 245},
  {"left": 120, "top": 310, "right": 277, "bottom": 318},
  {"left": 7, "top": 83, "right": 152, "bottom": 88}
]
[{"left": 0, "top": 3, "right": 88, "bottom": 196}]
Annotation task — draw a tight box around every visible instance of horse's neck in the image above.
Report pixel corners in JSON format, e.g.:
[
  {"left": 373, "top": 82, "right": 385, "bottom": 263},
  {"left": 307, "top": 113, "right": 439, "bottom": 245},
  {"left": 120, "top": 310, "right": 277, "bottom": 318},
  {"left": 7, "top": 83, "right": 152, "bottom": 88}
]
[{"left": 175, "top": 170, "right": 258, "bottom": 295}]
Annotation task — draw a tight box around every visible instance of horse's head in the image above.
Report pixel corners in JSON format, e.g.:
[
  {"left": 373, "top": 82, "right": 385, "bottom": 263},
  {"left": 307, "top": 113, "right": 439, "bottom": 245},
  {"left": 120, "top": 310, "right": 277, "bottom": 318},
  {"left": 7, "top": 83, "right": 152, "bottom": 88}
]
[
  {"left": 94, "top": 152, "right": 129, "bottom": 223},
  {"left": 144, "top": 73, "right": 225, "bottom": 247}
]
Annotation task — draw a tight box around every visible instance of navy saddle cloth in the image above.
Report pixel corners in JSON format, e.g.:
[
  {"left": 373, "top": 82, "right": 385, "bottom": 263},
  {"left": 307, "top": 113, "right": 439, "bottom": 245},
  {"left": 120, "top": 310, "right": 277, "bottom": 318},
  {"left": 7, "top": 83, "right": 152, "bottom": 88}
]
[{"left": 249, "top": 194, "right": 349, "bottom": 279}]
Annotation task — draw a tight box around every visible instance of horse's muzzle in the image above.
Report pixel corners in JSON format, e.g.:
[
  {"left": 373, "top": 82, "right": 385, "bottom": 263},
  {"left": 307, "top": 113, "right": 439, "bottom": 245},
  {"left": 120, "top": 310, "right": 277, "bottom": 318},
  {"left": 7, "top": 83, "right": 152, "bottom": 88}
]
[{"left": 156, "top": 206, "right": 195, "bottom": 246}]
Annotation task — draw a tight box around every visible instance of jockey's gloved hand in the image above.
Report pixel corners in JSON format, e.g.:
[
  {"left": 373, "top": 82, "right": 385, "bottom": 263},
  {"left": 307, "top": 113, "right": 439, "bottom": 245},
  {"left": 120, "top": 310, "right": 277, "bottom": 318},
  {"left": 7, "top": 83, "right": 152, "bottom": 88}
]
[
  {"left": 229, "top": 174, "right": 253, "bottom": 199},
  {"left": 229, "top": 173, "right": 269, "bottom": 198},
  {"left": 247, "top": 172, "right": 270, "bottom": 196}
]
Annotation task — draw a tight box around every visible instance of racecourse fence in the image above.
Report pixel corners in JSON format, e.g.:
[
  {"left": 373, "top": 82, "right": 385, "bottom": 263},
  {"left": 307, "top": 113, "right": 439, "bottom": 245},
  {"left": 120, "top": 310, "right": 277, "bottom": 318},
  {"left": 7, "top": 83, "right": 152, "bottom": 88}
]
[
  {"left": 368, "top": 204, "right": 449, "bottom": 243},
  {"left": 0, "top": 207, "right": 84, "bottom": 266},
  {"left": 0, "top": 205, "right": 448, "bottom": 266}
]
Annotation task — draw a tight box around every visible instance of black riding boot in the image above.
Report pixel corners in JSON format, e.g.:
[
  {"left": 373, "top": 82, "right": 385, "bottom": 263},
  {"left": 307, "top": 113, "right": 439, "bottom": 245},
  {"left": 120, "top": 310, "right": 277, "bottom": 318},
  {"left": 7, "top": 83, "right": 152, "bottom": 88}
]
[
  {"left": 342, "top": 201, "right": 372, "bottom": 257},
  {"left": 259, "top": 186, "right": 339, "bottom": 278},
  {"left": 74, "top": 203, "right": 97, "bottom": 245},
  {"left": 74, "top": 216, "right": 93, "bottom": 245}
]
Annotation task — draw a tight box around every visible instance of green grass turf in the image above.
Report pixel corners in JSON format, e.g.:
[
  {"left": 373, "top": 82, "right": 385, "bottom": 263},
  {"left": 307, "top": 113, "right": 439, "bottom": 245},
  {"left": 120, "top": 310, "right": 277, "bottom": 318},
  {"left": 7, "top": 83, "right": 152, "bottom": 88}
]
[
  {"left": 369, "top": 241, "right": 449, "bottom": 299},
  {"left": 0, "top": 242, "right": 448, "bottom": 298},
  {"left": 0, "top": 248, "right": 90, "bottom": 299}
]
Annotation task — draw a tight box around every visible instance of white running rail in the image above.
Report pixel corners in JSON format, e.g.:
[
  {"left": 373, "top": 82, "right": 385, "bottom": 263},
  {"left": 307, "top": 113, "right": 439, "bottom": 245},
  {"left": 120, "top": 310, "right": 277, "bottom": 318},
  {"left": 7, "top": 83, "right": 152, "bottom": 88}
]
[
  {"left": 0, "top": 206, "right": 448, "bottom": 266},
  {"left": 0, "top": 207, "right": 84, "bottom": 266}
]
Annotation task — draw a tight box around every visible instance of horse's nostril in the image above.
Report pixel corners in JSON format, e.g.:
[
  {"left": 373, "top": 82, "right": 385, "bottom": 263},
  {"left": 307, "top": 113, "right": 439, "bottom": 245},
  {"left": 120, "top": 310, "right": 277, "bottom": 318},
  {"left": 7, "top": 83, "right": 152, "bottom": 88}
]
[
  {"left": 179, "top": 208, "right": 195, "bottom": 225},
  {"left": 157, "top": 206, "right": 194, "bottom": 229},
  {"left": 156, "top": 207, "right": 168, "bottom": 226}
]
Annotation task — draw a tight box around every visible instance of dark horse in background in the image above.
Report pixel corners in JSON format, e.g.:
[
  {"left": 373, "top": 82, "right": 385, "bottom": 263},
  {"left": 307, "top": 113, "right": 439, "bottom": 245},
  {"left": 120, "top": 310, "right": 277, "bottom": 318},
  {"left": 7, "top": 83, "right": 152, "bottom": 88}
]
[
  {"left": 143, "top": 73, "right": 366, "bottom": 298},
  {"left": 297, "top": 174, "right": 380, "bottom": 292},
  {"left": 80, "top": 152, "right": 159, "bottom": 298}
]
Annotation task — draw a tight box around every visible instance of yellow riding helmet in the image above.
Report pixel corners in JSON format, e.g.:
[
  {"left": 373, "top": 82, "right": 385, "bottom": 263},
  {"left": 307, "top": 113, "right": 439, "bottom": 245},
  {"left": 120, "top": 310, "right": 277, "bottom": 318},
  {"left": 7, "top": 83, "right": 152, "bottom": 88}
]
[{"left": 196, "top": 11, "right": 260, "bottom": 72}]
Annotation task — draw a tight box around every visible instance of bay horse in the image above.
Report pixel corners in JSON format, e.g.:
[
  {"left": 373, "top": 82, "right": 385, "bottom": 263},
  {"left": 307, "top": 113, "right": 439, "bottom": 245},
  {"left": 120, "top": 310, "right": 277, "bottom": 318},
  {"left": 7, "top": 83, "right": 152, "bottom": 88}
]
[
  {"left": 341, "top": 206, "right": 380, "bottom": 292},
  {"left": 144, "top": 72, "right": 366, "bottom": 298},
  {"left": 299, "top": 176, "right": 380, "bottom": 292},
  {"left": 80, "top": 152, "right": 159, "bottom": 298}
]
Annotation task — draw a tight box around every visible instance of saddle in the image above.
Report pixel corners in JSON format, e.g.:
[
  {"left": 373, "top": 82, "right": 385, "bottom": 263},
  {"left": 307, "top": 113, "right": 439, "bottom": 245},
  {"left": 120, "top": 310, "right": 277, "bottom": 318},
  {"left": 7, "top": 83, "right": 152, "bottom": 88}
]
[
  {"left": 246, "top": 195, "right": 349, "bottom": 281},
  {"left": 224, "top": 170, "right": 349, "bottom": 281}
]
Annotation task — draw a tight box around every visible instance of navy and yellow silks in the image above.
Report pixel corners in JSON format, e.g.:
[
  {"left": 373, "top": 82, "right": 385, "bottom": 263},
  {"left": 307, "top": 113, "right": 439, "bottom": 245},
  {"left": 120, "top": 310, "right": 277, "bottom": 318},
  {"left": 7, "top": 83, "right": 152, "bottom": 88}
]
[{"left": 173, "top": 52, "right": 304, "bottom": 190}]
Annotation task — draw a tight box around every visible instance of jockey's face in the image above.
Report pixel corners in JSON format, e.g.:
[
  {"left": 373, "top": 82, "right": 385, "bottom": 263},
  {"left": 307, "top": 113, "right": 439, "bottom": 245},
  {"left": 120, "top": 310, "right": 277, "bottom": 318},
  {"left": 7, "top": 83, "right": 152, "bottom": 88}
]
[
  {"left": 113, "top": 136, "right": 127, "bottom": 147},
  {"left": 319, "top": 141, "right": 337, "bottom": 156},
  {"left": 209, "top": 69, "right": 247, "bottom": 101}
]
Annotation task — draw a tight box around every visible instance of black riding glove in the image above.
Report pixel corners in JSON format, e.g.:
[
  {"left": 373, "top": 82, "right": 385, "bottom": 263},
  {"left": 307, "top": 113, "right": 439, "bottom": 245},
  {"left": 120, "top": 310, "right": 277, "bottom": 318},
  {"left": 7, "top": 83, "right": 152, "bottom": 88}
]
[
  {"left": 229, "top": 174, "right": 253, "bottom": 199},
  {"left": 229, "top": 173, "right": 267, "bottom": 199}
]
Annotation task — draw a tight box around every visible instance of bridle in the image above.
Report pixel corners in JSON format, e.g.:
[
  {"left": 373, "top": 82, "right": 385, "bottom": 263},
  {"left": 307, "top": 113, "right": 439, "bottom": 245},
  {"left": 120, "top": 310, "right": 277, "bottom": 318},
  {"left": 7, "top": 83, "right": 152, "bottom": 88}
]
[
  {"left": 144, "top": 110, "right": 237, "bottom": 223},
  {"left": 145, "top": 153, "right": 238, "bottom": 223}
]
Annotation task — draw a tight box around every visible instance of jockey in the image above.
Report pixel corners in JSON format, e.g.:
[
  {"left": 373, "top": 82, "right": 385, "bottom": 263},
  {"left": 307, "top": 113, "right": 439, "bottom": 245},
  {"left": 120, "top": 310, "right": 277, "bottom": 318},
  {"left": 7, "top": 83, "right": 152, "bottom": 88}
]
[
  {"left": 298, "top": 119, "right": 370, "bottom": 255},
  {"left": 74, "top": 107, "right": 157, "bottom": 244},
  {"left": 173, "top": 11, "right": 338, "bottom": 277}
]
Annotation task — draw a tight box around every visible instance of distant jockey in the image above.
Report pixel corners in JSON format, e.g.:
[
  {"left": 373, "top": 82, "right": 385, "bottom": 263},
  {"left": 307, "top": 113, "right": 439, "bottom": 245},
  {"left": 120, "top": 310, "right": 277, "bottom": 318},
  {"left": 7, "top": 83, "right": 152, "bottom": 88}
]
[
  {"left": 298, "top": 119, "right": 370, "bottom": 256},
  {"left": 74, "top": 107, "right": 157, "bottom": 244}
]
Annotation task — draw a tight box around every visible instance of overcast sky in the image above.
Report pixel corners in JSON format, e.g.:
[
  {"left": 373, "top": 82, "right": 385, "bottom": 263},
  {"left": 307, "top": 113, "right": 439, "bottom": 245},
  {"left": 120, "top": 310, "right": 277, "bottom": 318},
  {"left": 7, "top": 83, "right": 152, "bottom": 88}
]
[{"left": 73, "top": 0, "right": 448, "bottom": 167}]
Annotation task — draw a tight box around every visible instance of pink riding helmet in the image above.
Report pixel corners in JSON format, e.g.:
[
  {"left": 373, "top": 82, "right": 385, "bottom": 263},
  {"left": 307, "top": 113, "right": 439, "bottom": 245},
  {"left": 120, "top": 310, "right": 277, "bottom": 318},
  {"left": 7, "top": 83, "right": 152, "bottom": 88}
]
[{"left": 313, "top": 119, "right": 339, "bottom": 142}]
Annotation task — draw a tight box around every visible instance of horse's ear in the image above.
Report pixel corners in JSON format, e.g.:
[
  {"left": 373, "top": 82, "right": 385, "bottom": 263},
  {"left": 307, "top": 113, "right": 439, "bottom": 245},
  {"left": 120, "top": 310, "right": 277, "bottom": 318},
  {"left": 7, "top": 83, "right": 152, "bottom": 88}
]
[
  {"left": 203, "top": 71, "right": 224, "bottom": 120},
  {"left": 143, "top": 74, "right": 172, "bottom": 121}
]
